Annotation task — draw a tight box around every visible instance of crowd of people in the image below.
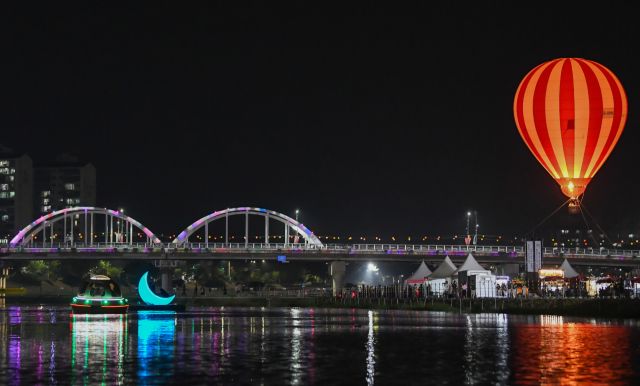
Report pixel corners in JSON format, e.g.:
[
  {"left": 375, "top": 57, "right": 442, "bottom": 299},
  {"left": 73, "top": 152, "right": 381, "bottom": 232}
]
[{"left": 172, "top": 282, "right": 266, "bottom": 297}]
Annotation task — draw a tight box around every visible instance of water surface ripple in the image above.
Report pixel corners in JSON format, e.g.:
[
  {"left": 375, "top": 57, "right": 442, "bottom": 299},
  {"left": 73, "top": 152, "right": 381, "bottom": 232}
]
[{"left": 1, "top": 306, "right": 639, "bottom": 385}]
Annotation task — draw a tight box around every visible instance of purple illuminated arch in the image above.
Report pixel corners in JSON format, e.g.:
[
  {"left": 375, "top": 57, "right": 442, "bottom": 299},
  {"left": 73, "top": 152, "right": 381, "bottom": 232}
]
[
  {"left": 172, "top": 207, "right": 323, "bottom": 247},
  {"left": 10, "top": 207, "right": 161, "bottom": 245}
]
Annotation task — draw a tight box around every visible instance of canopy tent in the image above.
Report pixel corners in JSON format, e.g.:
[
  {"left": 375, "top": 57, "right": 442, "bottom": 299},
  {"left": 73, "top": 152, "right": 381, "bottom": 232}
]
[
  {"left": 559, "top": 259, "right": 580, "bottom": 278},
  {"left": 429, "top": 256, "right": 458, "bottom": 279},
  {"left": 453, "top": 253, "right": 486, "bottom": 275},
  {"left": 405, "top": 261, "right": 433, "bottom": 283}
]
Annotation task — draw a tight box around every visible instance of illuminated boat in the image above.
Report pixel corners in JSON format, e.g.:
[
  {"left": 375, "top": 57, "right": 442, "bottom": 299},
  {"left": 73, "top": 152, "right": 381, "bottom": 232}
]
[{"left": 71, "top": 275, "right": 129, "bottom": 314}]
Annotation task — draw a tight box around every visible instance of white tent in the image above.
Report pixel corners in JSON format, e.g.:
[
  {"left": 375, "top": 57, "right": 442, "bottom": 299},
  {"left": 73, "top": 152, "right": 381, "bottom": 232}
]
[
  {"left": 559, "top": 259, "right": 580, "bottom": 278},
  {"left": 405, "top": 261, "right": 433, "bottom": 284},
  {"left": 429, "top": 256, "right": 458, "bottom": 279},
  {"left": 453, "top": 253, "right": 486, "bottom": 275}
]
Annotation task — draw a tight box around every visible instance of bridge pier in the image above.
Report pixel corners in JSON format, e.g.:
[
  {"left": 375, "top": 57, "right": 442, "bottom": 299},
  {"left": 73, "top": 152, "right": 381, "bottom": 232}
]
[
  {"left": 330, "top": 261, "right": 346, "bottom": 296},
  {"left": 155, "top": 260, "right": 178, "bottom": 294}
]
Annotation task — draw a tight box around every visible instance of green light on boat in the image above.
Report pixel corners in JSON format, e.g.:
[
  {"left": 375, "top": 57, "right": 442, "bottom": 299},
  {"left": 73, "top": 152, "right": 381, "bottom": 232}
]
[
  {"left": 85, "top": 300, "right": 91, "bottom": 305},
  {"left": 72, "top": 298, "right": 78, "bottom": 303}
]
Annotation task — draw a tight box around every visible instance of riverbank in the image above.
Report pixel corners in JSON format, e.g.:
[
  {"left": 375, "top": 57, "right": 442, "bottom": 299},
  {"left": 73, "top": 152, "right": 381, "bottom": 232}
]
[{"left": 5, "top": 295, "right": 640, "bottom": 318}]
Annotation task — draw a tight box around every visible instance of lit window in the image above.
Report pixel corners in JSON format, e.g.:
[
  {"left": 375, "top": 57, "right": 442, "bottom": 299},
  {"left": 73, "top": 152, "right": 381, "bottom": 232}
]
[
  {"left": 0, "top": 192, "right": 15, "bottom": 198},
  {"left": 0, "top": 168, "right": 8, "bottom": 175},
  {"left": 65, "top": 183, "right": 75, "bottom": 190},
  {"left": 65, "top": 198, "right": 73, "bottom": 204},
  {"left": 74, "top": 220, "right": 78, "bottom": 226},
  {"left": 1, "top": 215, "right": 8, "bottom": 221},
  {"left": 6, "top": 176, "right": 14, "bottom": 181},
  {"left": 0, "top": 184, "right": 8, "bottom": 191},
  {"left": 43, "top": 198, "right": 50, "bottom": 204},
  {"left": 41, "top": 206, "right": 51, "bottom": 212},
  {"left": 0, "top": 160, "right": 8, "bottom": 167},
  {"left": 41, "top": 191, "right": 50, "bottom": 197}
]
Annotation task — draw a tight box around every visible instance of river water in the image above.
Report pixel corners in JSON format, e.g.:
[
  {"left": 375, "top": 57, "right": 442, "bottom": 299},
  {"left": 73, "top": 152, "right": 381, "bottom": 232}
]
[{"left": 1, "top": 306, "right": 640, "bottom": 385}]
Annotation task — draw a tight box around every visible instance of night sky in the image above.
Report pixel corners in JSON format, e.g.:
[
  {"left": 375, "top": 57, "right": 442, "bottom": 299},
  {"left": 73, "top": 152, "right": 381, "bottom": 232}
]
[{"left": 1, "top": 3, "right": 639, "bottom": 242}]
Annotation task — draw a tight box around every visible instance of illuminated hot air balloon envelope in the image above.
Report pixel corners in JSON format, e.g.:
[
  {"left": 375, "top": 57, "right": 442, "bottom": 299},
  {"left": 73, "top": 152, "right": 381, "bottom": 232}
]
[{"left": 514, "top": 58, "right": 627, "bottom": 212}]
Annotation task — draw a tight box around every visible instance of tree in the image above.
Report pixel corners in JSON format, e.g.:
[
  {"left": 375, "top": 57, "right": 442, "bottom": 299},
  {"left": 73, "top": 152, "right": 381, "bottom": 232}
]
[
  {"left": 25, "top": 260, "right": 49, "bottom": 278},
  {"left": 47, "top": 261, "right": 61, "bottom": 280},
  {"left": 91, "top": 261, "right": 123, "bottom": 280}
]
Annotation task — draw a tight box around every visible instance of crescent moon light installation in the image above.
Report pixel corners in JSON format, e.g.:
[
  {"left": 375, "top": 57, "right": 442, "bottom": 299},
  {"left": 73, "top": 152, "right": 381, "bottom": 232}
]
[{"left": 138, "top": 272, "right": 175, "bottom": 306}]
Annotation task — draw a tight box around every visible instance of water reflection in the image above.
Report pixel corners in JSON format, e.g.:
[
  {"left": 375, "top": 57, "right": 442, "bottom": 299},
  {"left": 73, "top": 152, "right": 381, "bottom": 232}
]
[
  {"left": 512, "top": 316, "right": 635, "bottom": 384},
  {"left": 137, "top": 311, "right": 176, "bottom": 383},
  {"left": 0, "top": 307, "right": 639, "bottom": 384},
  {"left": 366, "top": 310, "right": 375, "bottom": 385},
  {"left": 70, "top": 314, "right": 128, "bottom": 384}
]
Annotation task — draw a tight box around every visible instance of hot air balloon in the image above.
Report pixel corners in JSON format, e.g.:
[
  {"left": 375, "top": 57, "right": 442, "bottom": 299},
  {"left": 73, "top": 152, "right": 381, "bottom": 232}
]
[{"left": 514, "top": 58, "right": 627, "bottom": 213}]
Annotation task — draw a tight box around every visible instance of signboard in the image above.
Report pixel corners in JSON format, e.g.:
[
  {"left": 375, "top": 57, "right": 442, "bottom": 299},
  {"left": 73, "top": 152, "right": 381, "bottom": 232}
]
[
  {"left": 534, "top": 240, "right": 542, "bottom": 271},
  {"left": 526, "top": 241, "right": 534, "bottom": 272},
  {"left": 496, "top": 276, "right": 510, "bottom": 281},
  {"left": 301, "top": 283, "right": 305, "bottom": 287},
  {"left": 0, "top": 288, "right": 26, "bottom": 295},
  {"left": 277, "top": 255, "right": 286, "bottom": 262},
  {"left": 406, "top": 279, "right": 423, "bottom": 284},
  {"left": 538, "top": 269, "right": 564, "bottom": 278}
]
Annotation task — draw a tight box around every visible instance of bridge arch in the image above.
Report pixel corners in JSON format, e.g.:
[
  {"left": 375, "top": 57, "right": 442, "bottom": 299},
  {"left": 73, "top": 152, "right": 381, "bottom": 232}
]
[
  {"left": 172, "top": 207, "right": 323, "bottom": 247},
  {"left": 10, "top": 207, "right": 161, "bottom": 245}
]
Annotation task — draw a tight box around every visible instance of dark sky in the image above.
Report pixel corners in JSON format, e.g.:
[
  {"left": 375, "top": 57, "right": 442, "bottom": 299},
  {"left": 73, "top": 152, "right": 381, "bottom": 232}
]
[{"left": 1, "top": 2, "right": 639, "bottom": 241}]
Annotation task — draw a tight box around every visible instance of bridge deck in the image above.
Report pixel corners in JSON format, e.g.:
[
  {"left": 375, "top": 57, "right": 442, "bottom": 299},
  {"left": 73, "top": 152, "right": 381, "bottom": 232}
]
[{"left": 2, "top": 243, "right": 639, "bottom": 266}]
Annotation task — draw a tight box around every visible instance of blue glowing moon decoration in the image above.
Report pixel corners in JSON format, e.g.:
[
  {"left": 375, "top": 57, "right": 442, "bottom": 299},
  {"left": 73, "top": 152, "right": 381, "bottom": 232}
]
[{"left": 138, "top": 272, "right": 175, "bottom": 306}]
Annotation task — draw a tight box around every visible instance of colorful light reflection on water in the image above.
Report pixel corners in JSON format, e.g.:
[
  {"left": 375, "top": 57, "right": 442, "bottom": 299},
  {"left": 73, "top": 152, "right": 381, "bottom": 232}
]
[{"left": 1, "top": 307, "right": 640, "bottom": 384}]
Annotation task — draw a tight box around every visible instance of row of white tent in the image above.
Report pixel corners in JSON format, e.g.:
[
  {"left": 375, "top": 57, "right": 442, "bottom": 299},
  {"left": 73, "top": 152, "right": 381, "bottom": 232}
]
[
  {"left": 405, "top": 253, "right": 486, "bottom": 282},
  {"left": 405, "top": 253, "right": 583, "bottom": 282},
  {"left": 404, "top": 254, "right": 584, "bottom": 297}
]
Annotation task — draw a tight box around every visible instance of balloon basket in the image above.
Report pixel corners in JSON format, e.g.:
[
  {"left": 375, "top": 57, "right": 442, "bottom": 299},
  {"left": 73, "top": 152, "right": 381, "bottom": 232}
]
[{"left": 568, "top": 202, "right": 580, "bottom": 214}]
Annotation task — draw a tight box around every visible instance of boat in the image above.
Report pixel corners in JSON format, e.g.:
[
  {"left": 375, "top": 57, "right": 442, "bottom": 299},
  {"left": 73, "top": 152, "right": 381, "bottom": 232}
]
[{"left": 71, "top": 275, "right": 129, "bottom": 314}]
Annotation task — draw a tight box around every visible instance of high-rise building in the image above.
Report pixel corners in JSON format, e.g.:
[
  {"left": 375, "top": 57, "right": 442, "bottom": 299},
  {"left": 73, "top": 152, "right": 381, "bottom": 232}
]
[
  {"left": 33, "top": 153, "right": 96, "bottom": 242},
  {"left": 0, "top": 145, "right": 33, "bottom": 244}
]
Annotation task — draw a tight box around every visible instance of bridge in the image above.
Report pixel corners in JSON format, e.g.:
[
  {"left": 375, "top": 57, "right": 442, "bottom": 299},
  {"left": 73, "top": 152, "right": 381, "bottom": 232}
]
[{"left": 2, "top": 206, "right": 640, "bottom": 293}]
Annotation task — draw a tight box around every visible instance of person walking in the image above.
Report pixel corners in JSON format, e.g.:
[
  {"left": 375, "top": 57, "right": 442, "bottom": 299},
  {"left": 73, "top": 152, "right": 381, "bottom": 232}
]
[
  {"left": 201, "top": 285, "right": 205, "bottom": 296},
  {"left": 181, "top": 284, "right": 187, "bottom": 296},
  {"left": 235, "top": 283, "right": 240, "bottom": 297},
  {"left": 223, "top": 284, "right": 227, "bottom": 296},
  {"left": 193, "top": 284, "right": 198, "bottom": 296}
]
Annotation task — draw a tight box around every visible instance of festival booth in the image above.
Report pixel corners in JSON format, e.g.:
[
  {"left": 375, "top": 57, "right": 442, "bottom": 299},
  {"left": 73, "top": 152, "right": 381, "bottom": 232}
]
[
  {"left": 538, "top": 268, "right": 565, "bottom": 296},
  {"left": 455, "top": 253, "right": 495, "bottom": 298},
  {"left": 495, "top": 276, "right": 510, "bottom": 297},
  {"left": 595, "top": 277, "right": 616, "bottom": 296},
  {"left": 405, "top": 261, "right": 433, "bottom": 297},
  {"left": 405, "top": 261, "right": 432, "bottom": 285},
  {"left": 427, "top": 256, "right": 457, "bottom": 296},
  {"left": 631, "top": 277, "right": 640, "bottom": 297}
]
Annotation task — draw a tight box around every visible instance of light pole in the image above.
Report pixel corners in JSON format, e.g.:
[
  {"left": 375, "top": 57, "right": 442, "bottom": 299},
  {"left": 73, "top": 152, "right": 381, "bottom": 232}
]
[
  {"left": 467, "top": 212, "right": 470, "bottom": 237},
  {"left": 474, "top": 211, "right": 478, "bottom": 245}
]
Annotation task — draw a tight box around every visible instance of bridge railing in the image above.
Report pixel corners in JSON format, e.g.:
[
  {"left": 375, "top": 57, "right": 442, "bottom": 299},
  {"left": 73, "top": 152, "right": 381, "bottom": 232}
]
[{"left": 2, "top": 242, "right": 640, "bottom": 258}]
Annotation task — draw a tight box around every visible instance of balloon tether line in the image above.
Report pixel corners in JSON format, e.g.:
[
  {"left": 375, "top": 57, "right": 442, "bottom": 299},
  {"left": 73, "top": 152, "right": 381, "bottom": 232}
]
[
  {"left": 580, "top": 202, "right": 615, "bottom": 247},
  {"left": 577, "top": 198, "right": 600, "bottom": 247},
  {"left": 521, "top": 198, "right": 571, "bottom": 239}
]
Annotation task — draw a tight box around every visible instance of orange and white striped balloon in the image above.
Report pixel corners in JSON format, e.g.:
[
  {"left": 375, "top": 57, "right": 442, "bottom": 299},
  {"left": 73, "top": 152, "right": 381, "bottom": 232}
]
[{"left": 514, "top": 58, "right": 627, "bottom": 198}]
